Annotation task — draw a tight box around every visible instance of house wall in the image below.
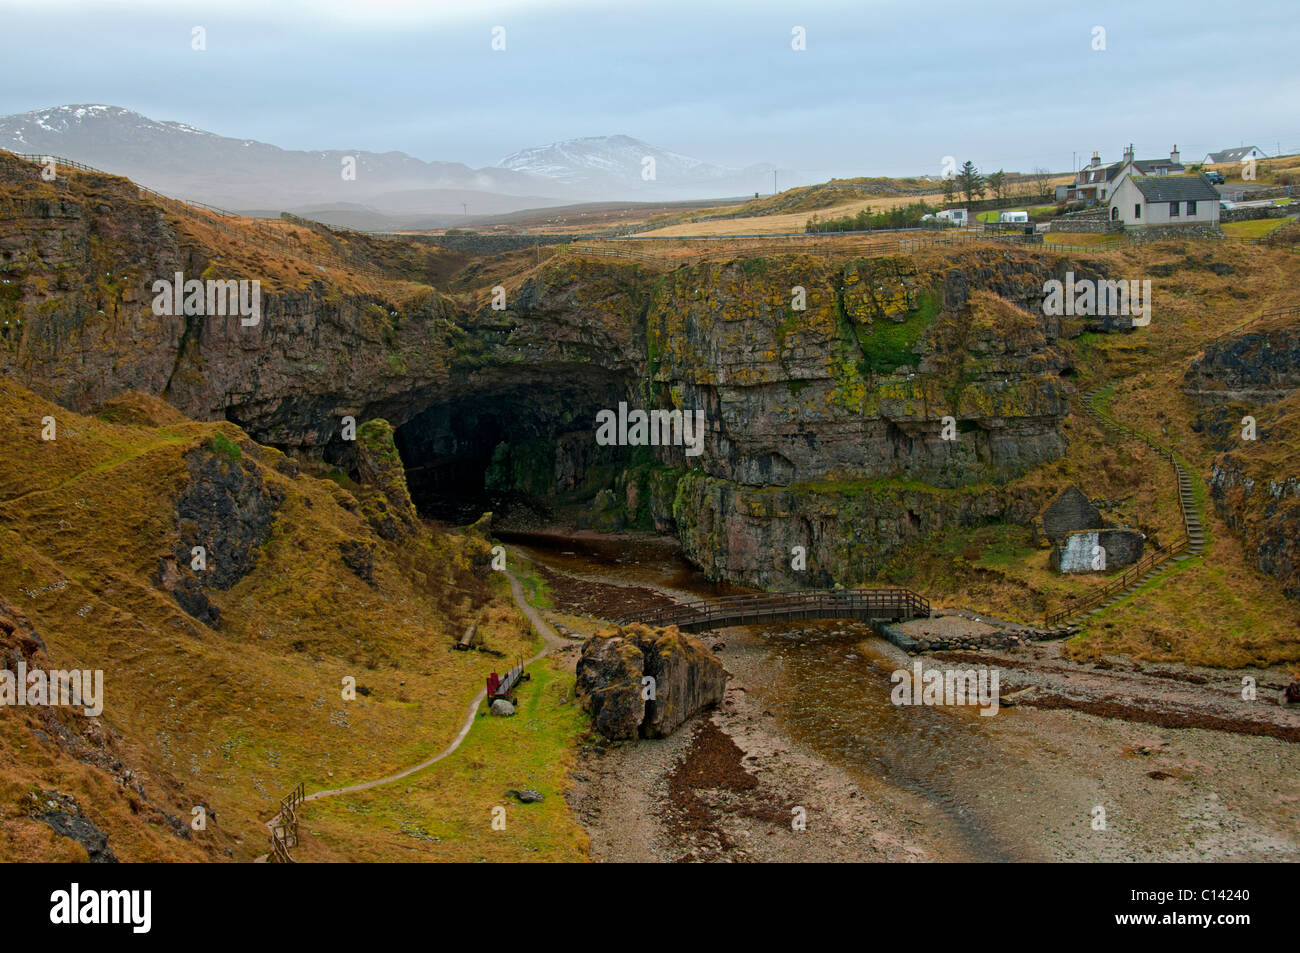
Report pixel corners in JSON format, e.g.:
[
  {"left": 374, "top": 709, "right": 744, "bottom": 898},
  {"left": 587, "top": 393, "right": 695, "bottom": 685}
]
[
  {"left": 1110, "top": 178, "right": 1220, "bottom": 227},
  {"left": 1111, "top": 178, "right": 1144, "bottom": 225}
]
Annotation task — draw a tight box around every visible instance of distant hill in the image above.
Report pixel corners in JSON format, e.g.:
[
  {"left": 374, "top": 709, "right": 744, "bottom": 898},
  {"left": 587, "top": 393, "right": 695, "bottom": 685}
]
[
  {"left": 498, "top": 134, "right": 777, "bottom": 199},
  {"left": 0, "top": 104, "right": 568, "bottom": 213},
  {"left": 0, "top": 107, "right": 782, "bottom": 219}
]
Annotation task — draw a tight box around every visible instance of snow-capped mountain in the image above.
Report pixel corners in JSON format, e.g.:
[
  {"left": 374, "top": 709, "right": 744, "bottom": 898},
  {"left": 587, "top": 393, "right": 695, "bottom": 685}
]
[
  {"left": 0, "top": 106, "right": 776, "bottom": 220},
  {"left": 0, "top": 104, "right": 565, "bottom": 213},
  {"left": 500, "top": 134, "right": 774, "bottom": 198}
]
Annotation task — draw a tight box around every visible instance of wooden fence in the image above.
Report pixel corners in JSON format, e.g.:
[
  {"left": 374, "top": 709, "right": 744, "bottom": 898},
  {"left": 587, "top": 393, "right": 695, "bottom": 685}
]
[
  {"left": 267, "top": 781, "right": 306, "bottom": 863},
  {"left": 1043, "top": 534, "right": 1190, "bottom": 626},
  {"left": 1205, "top": 304, "right": 1300, "bottom": 347}
]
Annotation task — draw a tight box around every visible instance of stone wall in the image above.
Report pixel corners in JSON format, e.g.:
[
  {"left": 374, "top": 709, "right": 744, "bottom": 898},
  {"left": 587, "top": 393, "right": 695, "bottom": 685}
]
[
  {"left": 1124, "top": 222, "right": 1223, "bottom": 243},
  {"left": 1220, "top": 205, "right": 1296, "bottom": 223},
  {"left": 1050, "top": 528, "right": 1144, "bottom": 572},
  {"left": 1047, "top": 218, "right": 1124, "bottom": 234}
]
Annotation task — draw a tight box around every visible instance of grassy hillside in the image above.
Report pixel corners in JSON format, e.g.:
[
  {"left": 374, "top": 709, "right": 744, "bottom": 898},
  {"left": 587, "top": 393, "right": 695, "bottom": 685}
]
[
  {"left": 0, "top": 378, "right": 585, "bottom": 861},
  {"left": 881, "top": 239, "right": 1300, "bottom": 667}
]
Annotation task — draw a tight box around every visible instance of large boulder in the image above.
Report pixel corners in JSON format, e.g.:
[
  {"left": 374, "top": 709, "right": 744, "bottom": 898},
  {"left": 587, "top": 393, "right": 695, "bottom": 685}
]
[{"left": 575, "top": 624, "right": 725, "bottom": 740}]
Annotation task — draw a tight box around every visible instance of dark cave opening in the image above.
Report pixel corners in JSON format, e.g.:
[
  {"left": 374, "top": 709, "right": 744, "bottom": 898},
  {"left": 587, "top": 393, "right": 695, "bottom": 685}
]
[{"left": 392, "top": 370, "right": 635, "bottom": 525}]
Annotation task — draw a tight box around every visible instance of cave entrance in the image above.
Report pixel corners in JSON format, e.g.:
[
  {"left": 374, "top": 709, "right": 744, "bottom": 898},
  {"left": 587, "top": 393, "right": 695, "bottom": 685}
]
[{"left": 392, "top": 371, "right": 633, "bottom": 525}]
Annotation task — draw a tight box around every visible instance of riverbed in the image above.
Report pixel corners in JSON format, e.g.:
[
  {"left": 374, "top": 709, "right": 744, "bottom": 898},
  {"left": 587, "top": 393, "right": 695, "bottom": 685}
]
[{"left": 507, "top": 531, "right": 1300, "bottom": 863}]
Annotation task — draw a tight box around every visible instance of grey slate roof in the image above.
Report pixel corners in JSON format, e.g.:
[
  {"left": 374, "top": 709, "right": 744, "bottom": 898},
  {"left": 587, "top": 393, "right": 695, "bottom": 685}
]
[
  {"left": 1075, "top": 157, "right": 1185, "bottom": 186},
  {"left": 1133, "top": 174, "right": 1220, "bottom": 203},
  {"left": 1133, "top": 158, "right": 1184, "bottom": 174},
  {"left": 1206, "top": 146, "right": 1261, "bottom": 164}
]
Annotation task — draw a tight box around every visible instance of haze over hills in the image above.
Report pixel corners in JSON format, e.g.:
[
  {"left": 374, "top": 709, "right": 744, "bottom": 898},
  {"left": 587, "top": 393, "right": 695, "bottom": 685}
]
[
  {"left": 0, "top": 105, "right": 779, "bottom": 227},
  {"left": 500, "top": 133, "right": 777, "bottom": 198}
]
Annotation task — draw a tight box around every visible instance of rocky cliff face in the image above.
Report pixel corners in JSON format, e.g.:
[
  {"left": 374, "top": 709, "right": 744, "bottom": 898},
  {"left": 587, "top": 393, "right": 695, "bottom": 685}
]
[
  {"left": 1210, "top": 454, "right": 1300, "bottom": 600},
  {"left": 647, "top": 257, "right": 1070, "bottom": 489},
  {"left": 672, "top": 470, "right": 1041, "bottom": 588},
  {"left": 1185, "top": 329, "right": 1300, "bottom": 405},
  {"left": 2, "top": 153, "right": 1094, "bottom": 587},
  {"left": 1190, "top": 321, "right": 1300, "bottom": 601}
]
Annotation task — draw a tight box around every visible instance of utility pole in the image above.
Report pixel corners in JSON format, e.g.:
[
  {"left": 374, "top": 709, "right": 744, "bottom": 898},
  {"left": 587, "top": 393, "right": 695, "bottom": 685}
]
[
  {"left": 773, "top": 170, "right": 777, "bottom": 195},
  {"left": 461, "top": 202, "right": 467, "bottom": 216}
]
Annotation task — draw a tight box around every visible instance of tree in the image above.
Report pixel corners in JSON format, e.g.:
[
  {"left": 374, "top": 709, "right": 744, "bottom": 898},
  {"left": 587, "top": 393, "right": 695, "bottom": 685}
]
[
  {"left": 987, "top": 169, "right": 1007, "bottom": 202},
  {"left": 941, "top": 175, "right": 956, "bottom": 204},
  {"left": 1030, "top": 166, "right": 1052, "bottom": 200},
  {"left": 957, "top": 161, "right": 985, "bottom": 204}
]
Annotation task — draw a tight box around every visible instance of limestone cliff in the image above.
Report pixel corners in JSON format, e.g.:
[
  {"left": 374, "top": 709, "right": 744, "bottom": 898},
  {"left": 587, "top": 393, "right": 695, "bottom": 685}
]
[
  {"left": 1, "top": 151, "right": 1096, "bottom": 586},
  {"left": 1188, "top": 317, "right": 1300, "bottom": 602}
]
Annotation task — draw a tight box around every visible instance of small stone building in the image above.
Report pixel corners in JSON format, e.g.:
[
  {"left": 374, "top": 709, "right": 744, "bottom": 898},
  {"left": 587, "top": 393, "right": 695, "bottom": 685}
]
[
  {"left": 1051, "top": 528, "right": 1145, "bottom": 573},
  {"left": 1040, "top": 486, "right": 1103, "bottom": 544}
]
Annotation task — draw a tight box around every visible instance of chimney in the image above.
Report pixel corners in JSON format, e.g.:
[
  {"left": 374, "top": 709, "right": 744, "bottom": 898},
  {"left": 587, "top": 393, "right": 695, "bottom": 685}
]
[
  {"left": 1171, "top": 144, "right": 1180, "bottom": 164},
  {"left": 1090, "top": 151, "right": 1100, "bottom": 167},
  {"left": 1123, "top": 143, "right": 1134, "bottom": 164}
]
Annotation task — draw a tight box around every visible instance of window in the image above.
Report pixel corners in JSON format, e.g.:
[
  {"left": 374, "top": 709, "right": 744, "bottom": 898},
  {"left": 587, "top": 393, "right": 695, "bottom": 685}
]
[
  {"left": 1187, "top": 200, "right": 1197, "bottom": 215},
  {"left": 1135, "top": 204, "right": 1141, "bottom": 219},
  {"left": 1170, "top": 201, "right": 1180, "bottom": 216}
]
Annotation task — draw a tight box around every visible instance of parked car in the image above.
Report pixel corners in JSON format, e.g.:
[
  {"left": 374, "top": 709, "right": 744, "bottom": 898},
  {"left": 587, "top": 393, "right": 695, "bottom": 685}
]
[{"left": 1205, "top": 170, "right": 1225, "bottom": 185}]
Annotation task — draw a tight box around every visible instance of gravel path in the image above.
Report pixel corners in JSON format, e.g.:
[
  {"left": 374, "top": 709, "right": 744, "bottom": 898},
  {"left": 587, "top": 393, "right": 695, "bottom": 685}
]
[{"left": 258, "top": 559, "right": 564, "bottom": 858}]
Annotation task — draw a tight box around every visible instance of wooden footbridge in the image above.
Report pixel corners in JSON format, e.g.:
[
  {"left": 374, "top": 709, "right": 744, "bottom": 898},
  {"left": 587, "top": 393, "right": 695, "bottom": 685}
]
[{"left": 621, "top": 587, "right": 930, "bottom": 633}]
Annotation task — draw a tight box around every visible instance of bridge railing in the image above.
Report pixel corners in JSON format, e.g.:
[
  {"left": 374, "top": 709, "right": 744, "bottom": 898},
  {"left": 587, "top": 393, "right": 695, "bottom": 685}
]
[{"left": 622, "top": 587, "right": 930, "bottom": 629}]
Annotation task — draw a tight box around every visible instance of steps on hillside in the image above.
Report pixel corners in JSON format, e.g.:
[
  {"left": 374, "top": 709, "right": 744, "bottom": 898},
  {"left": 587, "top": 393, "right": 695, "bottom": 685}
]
[{"left": 1055, "top": 388, "right": 1208, "bottom": 624}]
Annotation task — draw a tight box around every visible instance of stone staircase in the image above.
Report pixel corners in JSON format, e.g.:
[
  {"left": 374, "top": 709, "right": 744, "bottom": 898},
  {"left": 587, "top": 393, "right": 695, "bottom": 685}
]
[{"left": 1044, "top": 387, "right": 1205, "bottom": 626}]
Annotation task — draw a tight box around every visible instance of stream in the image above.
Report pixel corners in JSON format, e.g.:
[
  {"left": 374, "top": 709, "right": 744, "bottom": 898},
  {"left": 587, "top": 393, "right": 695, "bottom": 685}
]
[{"left": 504, "top": 529, "right": 1046, "bottom": 861}]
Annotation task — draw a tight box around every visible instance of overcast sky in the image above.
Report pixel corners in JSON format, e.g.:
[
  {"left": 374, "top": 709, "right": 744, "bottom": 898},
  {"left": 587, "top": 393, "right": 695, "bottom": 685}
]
[{"left": 3, "top": 0, "right": 1297, "bottom": 180}]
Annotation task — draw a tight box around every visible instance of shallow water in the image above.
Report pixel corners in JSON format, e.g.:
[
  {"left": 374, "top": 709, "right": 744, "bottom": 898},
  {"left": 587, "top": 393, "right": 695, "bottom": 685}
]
[{"left": 511, "top": 530, "right": 1032, "bottom": 860}]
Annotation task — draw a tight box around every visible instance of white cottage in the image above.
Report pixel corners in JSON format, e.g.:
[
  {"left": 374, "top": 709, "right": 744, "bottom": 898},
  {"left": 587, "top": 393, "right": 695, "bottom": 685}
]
[
  {"left": 1107, "top": 174, "right": 1220, "bottom": 228},
  {"left": 1202, "top": 146, "right": 1266, "bottom": 165}
]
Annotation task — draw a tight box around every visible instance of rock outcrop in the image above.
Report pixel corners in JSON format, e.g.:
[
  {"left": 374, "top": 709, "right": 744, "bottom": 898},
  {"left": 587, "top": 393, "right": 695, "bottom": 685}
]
[
  {"left": 356, "top": 418, "right": 420, "bottom": 539},
  {"left": 672, "top": 471, "right": 1041, "bottom": 588},
  {"left": 575, "top": 624, "right": 725, "bottom": 740},
  {"left": 1185, "top": 329, "right": 1300, "bottom": 405},
  {"left": 1188, "top": 317, "right": 1300, "bottom": 602},
  {"left": 0, "top": 152, "right": 1101, "bottom": 587},
  {"left": 156, "top": 436, "right": 284, "bottom": 627},
  {"left": 1210, "top": 453, "right": 1300, "bottom": 600}
]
